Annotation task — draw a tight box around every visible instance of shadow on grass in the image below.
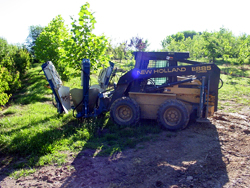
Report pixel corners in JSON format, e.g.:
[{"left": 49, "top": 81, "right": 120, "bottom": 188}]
[
  {"left": 0, "top": 115, "right": 79, "bottom": 180},
  {"left": 62, "top": 122, "right": 229, "bottom": 188},
  {"left": 79, "top": 117, "right": 162, "bottom": 156},
  {"left": 0, "top": 114, "right": 161, "bottom": 182}
]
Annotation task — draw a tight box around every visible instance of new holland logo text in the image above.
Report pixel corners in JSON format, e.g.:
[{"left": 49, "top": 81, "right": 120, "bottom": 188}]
[{"left": 137, "top": 67, "right": 186, "bottom": 75}]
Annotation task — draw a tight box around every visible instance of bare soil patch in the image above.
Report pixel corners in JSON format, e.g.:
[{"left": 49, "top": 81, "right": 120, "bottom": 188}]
[{"left": 0, "top": 111, "right": 249, "bottom": 188}]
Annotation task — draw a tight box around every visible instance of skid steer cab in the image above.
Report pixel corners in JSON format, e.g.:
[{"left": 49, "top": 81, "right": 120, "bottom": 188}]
[{"left": 42, "top": 52, "right": 221, "bottom": 131}]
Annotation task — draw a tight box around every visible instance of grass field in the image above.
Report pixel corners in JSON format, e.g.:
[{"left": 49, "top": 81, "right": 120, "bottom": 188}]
[
  {"left": 0, "top": 61, "right": 249, "bottom": 178},
  {"left": 217, "top": 62, "right": 250, "bottom": 112}
]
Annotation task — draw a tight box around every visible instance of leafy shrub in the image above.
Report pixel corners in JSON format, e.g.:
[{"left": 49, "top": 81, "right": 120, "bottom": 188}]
[
  {"left": 0, "top": 38, "right": 31, "bottom": 106},
  {"left": 13, "top": 48, "right": 31, "bottom": 79}
]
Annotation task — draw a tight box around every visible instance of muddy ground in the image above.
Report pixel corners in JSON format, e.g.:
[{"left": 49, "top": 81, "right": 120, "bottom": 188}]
[{"left": 0, "top": 111, "right": 249, "bottom": 188}]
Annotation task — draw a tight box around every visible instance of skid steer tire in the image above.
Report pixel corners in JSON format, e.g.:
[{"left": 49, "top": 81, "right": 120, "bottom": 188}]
[
  {"left": 110, "top": 97, "right": 140, "bottom": 126},
  {"left": 157, "top": 99, "right": 189, "bottom": 131}
]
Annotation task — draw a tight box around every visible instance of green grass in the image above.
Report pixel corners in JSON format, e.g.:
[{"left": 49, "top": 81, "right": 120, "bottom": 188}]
[
  {"left": 218, "top": 64, "right": 250, "bottom": 78},
  {"left": 218, "top": 72, "right": 250, "bottom": 112},
  {"left": 10, "top": 168, "right": 36, "bottom": 179}
]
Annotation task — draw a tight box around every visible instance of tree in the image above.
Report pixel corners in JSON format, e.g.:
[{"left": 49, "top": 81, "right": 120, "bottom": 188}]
[
  {"left": 63, "top": 3, "right": 110, "bottom": 75},
  {"left": 161, "top": 33, "right": 184, "bottom": 50},
  {"left": 238, "top": 34, "right": 250, "bottom": 64},
  {"left": 111, "top": 41, "right": 133, "bottom": 62},
  {"left": 0, "top": 65, "right": 13, "bottom": 106},
  {"left": 13, "top": 47, "right": 31, "bottom": 79},
  {"left": 161, "top": 28, "right": 250, "bottom": 64},
  {"left": 128, "top": 36, "right": 149, "bottom": 51},
  {"left": 26, "top": 25, "right": 44, "bottom": 56},
  {"left": 182, "top": 30, "right": 199, "bottom": 39},
  {"left": 0, "top": 38, "right": 21, "bottom": 105},
  {"left": 34, "top": 15, "right": 70, "bottom": 78},
  {"left": 216, "top": 28, "right": 237, "bottom": 60},
  {"left": 161, "top": 31, "right": 199, "bottom": 49},
  {"left": 202, "top": 28, "right": 237, "bottom": 62}
]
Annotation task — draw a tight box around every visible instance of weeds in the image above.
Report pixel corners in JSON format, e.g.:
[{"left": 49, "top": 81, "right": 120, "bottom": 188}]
[{"left": 10, "top": 168, "right": 36, "bottom": 179}]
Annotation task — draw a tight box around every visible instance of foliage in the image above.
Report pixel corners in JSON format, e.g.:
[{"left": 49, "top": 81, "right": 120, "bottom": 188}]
[
  {"left": 161, "top": 28, "right": 250, "bottom": 64},
  {"left": 110, "top": 41, "right": 133, "bottom": 63},
  {"left": 0, "top": 65, "right": 12, "bottom": 105},
  {"left": 162, "top": 31, "right": 199, "bottom": 48},
  {"left": 107, "top": 36, "right": 149, "bottom": 63},
  {"left": 33, "top": 3, "right": 111, "bottom": 79},
  {"left": 237, "top": 34, "right": 250, "bottom": 64},
  {"left": 202, "top": 28, "right": 237, "bottom": 62},
  {"left": 182, "top": 30, "right": 201, "bottom": 39},
  {"left": 0, "top": 38, "right": 31, "bottom": 106},
  {"left": 128, "top": 36, "right": 149, "bottom": 51},
  {"left": 0, "top": 38, "right": 22, "bottom": 106},
  {"left": 25, "top": 25, "right": 44, "bottom": 56},
  {"left": 34, "top": 15, "right": 70, "bottom": 79},
  {"left": 63, "top": 3, "right": 110, "bottom": 75},
  {"left": 114, "top": 42, "right": 128, "bottom": 62},
  {"left": 13, "top": 47, "right": 31, "bottom": 79}
]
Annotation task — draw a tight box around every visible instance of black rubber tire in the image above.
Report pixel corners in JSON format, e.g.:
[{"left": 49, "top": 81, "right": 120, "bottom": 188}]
[
  {"left": 157, "top": 99, "right": 189, "bottom": 130},
  {"left": 110, "top": 97, "right": 140, "bottom": 126}
]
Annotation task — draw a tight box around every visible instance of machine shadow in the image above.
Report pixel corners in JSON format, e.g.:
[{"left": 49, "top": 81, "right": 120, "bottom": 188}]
[{"left": 61, "top": 122, "right": 229, "bottom": 188}]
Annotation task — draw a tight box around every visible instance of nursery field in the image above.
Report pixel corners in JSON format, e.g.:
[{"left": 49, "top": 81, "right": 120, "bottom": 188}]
[{"left": 0, "top": 63, "right": 249, "bottom": 188}]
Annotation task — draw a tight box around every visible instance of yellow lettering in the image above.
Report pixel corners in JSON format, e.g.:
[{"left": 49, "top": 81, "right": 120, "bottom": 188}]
[
  {"left": 167, "top": 68, "right": 172, "bottom": 73},
  {"left": 154, "top": 69, "right": 159, "bottom": 74},
  {"left": 207, "top": 66, "right": 211, "bottom": 71},
  {"left": 159, "top": 69, "right": 164, "bottom": 73},
  {"left": 146, "top": 70, "right": 152, "bottom": 74}
]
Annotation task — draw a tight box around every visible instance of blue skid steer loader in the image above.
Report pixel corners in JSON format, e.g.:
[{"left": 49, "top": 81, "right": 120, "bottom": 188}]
[{"left": 42, "top": 52, "right": 222, "bottom": 130}]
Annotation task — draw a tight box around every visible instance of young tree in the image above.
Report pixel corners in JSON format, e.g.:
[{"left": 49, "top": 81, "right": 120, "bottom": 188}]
[
  {"left": 202, "top": 32, "right": 221, "bottom": 62},
  {"left": 26, "top": 25, "right": 44, "bottom": 56},
  {"left": 0, "top": 38, "right": 21, "bottom": 105},
  {"left": 34, "top": 15, "right": 70, "bottom": 78},
  {"left": 201, "top": 28, "right": 239, "bottom": 62},
  {"left": 13, "top": 47, "right": 31, "bottom": 79},
  {"left": 216, "top": 28, "right": 237, "bottom": 60},
  {"left": 162, "top": 31, "right": 199, "bottom": 50},
  {"left": 238, "top": 34, "right": 250, "bottom": 64},
  {"left": 128, "top": 36, "right": 149, "bottom": 51},
  {"left": 63, "top": 3, "right": 110, "bottom": 75}
]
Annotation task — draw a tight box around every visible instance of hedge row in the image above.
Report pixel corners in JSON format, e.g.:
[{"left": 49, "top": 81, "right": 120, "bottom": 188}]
[{"left": 0, "top": 38, "right": 31, "bottom": 106}]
